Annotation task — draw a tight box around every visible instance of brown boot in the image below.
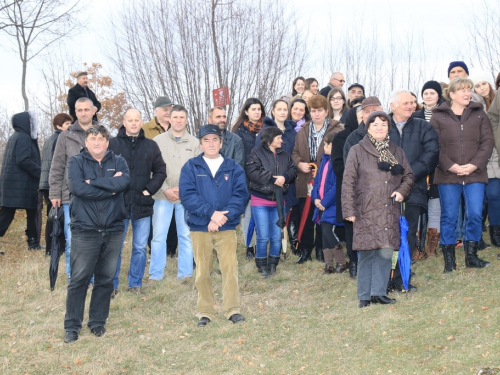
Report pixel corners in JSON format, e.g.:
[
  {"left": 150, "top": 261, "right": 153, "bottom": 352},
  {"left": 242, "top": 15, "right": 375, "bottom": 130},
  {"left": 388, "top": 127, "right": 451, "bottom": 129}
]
[
  {"left": 426, "top": 228, "right": 439, "bottom": 257},
  {"left": 412, "top": 247, "right": 423, "bottom": 261}
]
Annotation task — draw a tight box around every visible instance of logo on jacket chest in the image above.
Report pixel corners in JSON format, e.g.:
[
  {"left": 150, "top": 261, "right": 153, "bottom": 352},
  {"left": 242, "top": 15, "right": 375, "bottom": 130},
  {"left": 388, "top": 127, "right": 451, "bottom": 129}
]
[{"left": 224, "top": 174, "right": 229, "bottom": 181}]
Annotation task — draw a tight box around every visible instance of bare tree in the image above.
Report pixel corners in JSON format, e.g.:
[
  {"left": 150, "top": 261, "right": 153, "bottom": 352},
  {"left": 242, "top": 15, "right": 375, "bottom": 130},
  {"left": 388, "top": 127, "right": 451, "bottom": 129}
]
[
  {"left": 0, "top": 0, "right": 82, "bottom": 110},
  {"left": 464, "top": 0, "right": 500, "bottom": 79},
  {"left": 107, "top": 0, "right": 307, "bottom": 134}
]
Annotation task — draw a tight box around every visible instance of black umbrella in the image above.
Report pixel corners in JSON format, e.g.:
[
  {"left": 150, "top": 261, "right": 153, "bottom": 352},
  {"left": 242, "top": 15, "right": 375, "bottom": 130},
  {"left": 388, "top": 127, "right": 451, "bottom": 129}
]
[
  {"left": 49, "top": 204, "right": 64, "bottom": 291},
  {"left": 418, "top": 212, "right": 428, "bottom": 253},
  {"left": 274, "top": 184, "right": 287, "bottom": 257}
]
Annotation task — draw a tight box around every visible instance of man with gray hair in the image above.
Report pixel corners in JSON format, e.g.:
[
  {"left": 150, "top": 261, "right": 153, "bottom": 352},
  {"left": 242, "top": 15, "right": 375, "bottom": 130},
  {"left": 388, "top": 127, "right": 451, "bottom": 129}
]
[
  {"left": 50, "top": 97, "right": 98, "bottom": 283},
  {"left": 142, "top": 96, "right": 174, "bottom": 139},
  {"left": 320, "top": 72, "right": 345, "bottom": 97},
  {"left": 67, "top": 71, "right": 101, "bottom": 122},
  {"left": 387, "top": 89, "right": 439, "bottom": 292}
]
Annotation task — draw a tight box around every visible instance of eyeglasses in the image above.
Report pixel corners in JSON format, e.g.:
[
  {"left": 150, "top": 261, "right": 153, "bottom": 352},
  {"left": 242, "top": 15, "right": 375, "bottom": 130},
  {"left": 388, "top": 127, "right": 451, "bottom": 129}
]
[
  {"left": 330, "top": 97, "right": 344, "bottom": 102},
  {"left": 333, "top": 78, "right": 346, "bottom": 83}
]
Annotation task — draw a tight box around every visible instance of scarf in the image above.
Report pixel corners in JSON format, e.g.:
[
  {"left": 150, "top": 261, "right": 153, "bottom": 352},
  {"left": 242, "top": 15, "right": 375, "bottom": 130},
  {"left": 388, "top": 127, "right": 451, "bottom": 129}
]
[
  {"left": 308, "top": 118, "right": 329, "bottom": 163},
  {"left": 243, "top": 118, "right": 264, "bottom": 134},
  {"left": 367, "top": 133, "right": 404, "bottom": 175}
]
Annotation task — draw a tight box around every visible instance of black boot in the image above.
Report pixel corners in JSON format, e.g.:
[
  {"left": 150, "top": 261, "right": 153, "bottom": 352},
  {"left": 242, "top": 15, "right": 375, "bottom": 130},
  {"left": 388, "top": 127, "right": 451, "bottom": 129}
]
[
  {"left": 348, "top": 261, "right": 357, "bottom": 279},
  {"left": 246, "top": 246, "right": 255, "bottom": 260},
  {"left": 315, "top": 248, "right": 324, "bottom": 262},
  {"left": 27, "top": 238, "right": 43, "bottom": 251},
  {"left": 464, "top": 241, "right": 490, "bottom": 268},
  {"left": 267, "top": 255, "right": 280, "bottom": 276},
  {"left": 255, "top": 257, "right": 268, "bottom": 277},
  {"left": 489, "top": 225, "right": 500, "bottom": 247},
  {"left": 296, "top": 248, "right": 312, "bottom": 264},
  {"left": 478, "top": 236, "right": 490, "bottom": 251},
  {"left": 442, "top": 244, "right": 456, "bottom": 273}
]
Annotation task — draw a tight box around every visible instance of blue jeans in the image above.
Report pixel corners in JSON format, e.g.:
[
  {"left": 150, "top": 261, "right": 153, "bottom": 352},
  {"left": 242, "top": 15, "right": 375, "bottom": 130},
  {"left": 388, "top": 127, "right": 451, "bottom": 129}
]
[
  {"left": 113, "top": 210, "right": 151, "bottom": 289},
  {"left": 251, "top": 205, "right": 281, "bottom": 258},
  {"left": 63, "top": 204, "right": 72, "bottom": 283},
  {"left": 64, "top": 229, "right": 122, "bottom": 332},
  {"left": 438, "top": 183, "right": 485, "bottom": 245},
  {"left": 149, "top": 200, "right": 193, "bottom": 280},
  {"left": 486, "top": 178, "right": 500, "bottom": 225}
]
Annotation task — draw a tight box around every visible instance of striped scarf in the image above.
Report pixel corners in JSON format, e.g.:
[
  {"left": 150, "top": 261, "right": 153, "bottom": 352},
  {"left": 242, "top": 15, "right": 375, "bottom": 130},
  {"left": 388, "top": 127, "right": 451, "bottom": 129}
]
[{"left": 309, "top": 118, "right": 329, "bottom": 162}]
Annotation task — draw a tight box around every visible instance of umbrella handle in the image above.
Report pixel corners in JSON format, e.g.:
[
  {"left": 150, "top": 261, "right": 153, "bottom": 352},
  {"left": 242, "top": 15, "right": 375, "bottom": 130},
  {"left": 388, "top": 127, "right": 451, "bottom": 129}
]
[
  {"left": 54, "top": 202, "right": 59, "bottom": 216},
  {"left": 400, "top": 201, "right": 404, "bottom": 216},
  {"left": 309, "top": 163, "right": 318, "bottom": 178}
]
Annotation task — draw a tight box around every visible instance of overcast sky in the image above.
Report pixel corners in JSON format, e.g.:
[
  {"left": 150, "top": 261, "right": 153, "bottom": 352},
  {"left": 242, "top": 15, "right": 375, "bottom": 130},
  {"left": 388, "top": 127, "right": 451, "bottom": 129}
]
[{"left": 0, "top": 0, "right": 489, "bottom": 114}]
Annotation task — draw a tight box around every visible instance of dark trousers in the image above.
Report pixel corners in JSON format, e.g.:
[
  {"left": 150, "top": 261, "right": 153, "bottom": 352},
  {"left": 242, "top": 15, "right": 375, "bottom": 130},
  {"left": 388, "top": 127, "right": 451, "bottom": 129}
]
[
  {"left": 390, "top": 204, "right": 422, "bottom": 288},
  {"left": 343, "top": 220, "right": 357, "bottom": 262},
  {"left": 298, "top": 198, "right": 322, "bottom": 251},
  {"left": 64, "top": 229, "right": 122, "bottom": 332},
  {"left": 0, "top": 206, "right": 37, "bottom": 238},
  {"left": 148, "top": 214, "right": 178, "bottom": 255}
]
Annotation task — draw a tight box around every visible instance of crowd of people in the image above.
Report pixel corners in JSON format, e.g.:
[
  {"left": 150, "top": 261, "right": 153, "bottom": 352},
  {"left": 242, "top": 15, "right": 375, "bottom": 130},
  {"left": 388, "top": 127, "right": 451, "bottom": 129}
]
[{"left": 0, "top": 61, "right": 499, "bottom": 342}]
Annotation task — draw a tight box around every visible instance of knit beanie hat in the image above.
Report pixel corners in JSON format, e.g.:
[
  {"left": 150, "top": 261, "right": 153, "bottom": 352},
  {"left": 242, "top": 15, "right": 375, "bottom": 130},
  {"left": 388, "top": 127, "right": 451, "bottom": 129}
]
[
  {"left": 448, "top": 61, "right": 469, "bottom": 77},
  {"left": 421, "top": 80, "right": 443, "bottom": 99},
  {"left": 470, "top": 71, "right": 493, "bottom": 86}
]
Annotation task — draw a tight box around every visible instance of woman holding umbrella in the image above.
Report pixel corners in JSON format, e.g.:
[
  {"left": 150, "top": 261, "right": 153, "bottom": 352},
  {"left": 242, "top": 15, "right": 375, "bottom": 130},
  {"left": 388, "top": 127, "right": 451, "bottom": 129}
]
[
  {"left": 342, "top": 111, "right": 414, "bottom": 308},
  {"left": 246, "top": 127, "right": 297, "bottom": 277}
]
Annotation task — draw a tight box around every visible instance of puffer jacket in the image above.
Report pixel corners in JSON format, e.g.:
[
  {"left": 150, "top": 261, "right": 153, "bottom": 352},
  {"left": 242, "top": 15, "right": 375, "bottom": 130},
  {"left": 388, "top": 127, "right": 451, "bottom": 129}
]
[
  {"left": 108, "top": 127, "right": 166, "bottom": 220},
  {"left": 179, "top": 153, "right": 249, "bottom": 232},
  {"left": 67, "top": 148, "right": 130, "bottom": 232},
  {"left": 246, "top": 145, "right": 297, "bottom": 200},
  {"left": 342, "top": 136, "right": 414, "bottom": 251},
  {"left": 0, "top": 111, "right": 41, "bottom": 209},
  {"left": 292, "top": 119, "right": 343, "bottom": 198},
  {"left": 311, "top": 155, "right": 343, "bottom": 225},
  {"left": 389, "top": 114, "right": 439, "bottom": 208},
  {"left": 487, "top": 148, "right": 500, "bottom": 179},
  {"left": 430, "top": 101, "right": 494, "bottom": 185},
  {"left": 487, "top": 89, "right": 500, "bottom": 168},
  {"left": 234, "top": 123, "right": 257, "bottom": 167},
  {"left": 49, "top": 120, "right": 98, "bottom": 203},
  {"left": 39, "top": 130, "right": 62, "bottom": 190}
]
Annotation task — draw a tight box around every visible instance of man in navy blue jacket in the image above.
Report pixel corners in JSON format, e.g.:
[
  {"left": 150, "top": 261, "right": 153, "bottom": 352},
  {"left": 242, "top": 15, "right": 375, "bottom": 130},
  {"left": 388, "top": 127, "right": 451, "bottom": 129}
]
[
  {"left": 179, "top": 125, "right": 248, "bottom": 327},
  {"left": 63, "top": 125, "right": 130, "bottom": 343}
]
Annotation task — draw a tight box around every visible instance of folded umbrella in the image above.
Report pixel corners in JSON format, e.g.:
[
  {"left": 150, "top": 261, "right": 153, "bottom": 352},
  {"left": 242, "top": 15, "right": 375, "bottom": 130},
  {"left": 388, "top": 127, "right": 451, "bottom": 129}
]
[
  {"left": 49, "top": 204, "right": 64, "bottom": 291},
  {"left": 397, "top": 202, "right": 411, "bottom": 291},
  {"left": 296, "top": 163, "right": 318, "bottom": 250}
]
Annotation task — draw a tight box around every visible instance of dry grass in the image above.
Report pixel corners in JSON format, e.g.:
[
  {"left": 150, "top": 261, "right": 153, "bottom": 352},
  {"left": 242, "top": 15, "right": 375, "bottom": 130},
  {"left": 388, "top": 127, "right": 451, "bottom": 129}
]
[{"left": 1, "top": 211, "right": 500, "bottom": 374}]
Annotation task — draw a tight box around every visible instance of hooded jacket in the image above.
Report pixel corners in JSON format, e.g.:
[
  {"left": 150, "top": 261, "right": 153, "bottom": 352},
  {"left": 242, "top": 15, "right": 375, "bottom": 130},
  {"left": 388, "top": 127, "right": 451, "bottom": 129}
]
[
  {"left": 0, "top": 112, "right": 41, "bottom": 209},
  {"left": 108, "top": 127, "right": 166, "bottom": 220},
  {"left": 67, "top": 148, "right": 130, "bottom": 232},
  {"left": 311, "top": 154, "right": 343, "bottom": 225},
  {"left": 342, "top": 137, "right": 414, "bottom": 251},
  {"left": 430, "top": 101, "right": 493, "bottom": 185},
  {"left": 179, "top": 153, "right": 249, "bottom": 232}
]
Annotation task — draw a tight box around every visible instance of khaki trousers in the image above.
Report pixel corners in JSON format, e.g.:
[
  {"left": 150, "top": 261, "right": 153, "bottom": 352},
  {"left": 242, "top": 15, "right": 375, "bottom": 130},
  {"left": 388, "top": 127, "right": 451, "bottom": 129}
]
[{"left": 191, "top": 230, "right": 241, "bottom": 320}]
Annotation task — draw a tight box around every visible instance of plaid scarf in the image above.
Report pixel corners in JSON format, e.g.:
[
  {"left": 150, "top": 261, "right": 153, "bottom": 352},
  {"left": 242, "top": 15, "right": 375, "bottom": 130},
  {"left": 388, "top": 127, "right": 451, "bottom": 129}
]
[
  {"left": 308, "top": 118, "right": 329, "bottom": 163},
  {"left": 367, "top": 133, "right": 399, "bottom": 167},
  {"left": 243, "top": 118, "right": 264, "bottom": 134}
]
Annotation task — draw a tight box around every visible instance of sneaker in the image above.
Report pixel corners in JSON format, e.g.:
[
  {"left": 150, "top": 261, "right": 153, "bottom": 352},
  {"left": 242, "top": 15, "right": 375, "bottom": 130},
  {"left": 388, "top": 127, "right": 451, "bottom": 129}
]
[
  {"left": 128, "top": 286, "right": 146, "bottom": 295},
  {"left": 90, "top": 326, "right": 106, "bottom": 337},
  {"left": 228, "top": 313, "right": 245, "bottom": 324},
  {"left": 110, "top": 289, "right": 118, "bottom": 299},
  {"left": 64, "top": 330, "right": 79, "bottom": 343}
]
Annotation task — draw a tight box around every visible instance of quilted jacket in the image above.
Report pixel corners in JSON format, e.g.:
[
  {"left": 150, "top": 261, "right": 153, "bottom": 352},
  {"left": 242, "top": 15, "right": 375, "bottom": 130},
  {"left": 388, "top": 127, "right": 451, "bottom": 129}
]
[{"left": 342, "top": 136, "right": 414, "bottom": 251}]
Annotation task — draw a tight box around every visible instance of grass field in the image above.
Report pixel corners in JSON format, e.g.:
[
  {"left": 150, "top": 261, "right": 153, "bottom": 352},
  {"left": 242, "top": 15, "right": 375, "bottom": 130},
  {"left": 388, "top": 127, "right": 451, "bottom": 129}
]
[{"left": 1, "top": 211, "right": 500, "bottom": 375}]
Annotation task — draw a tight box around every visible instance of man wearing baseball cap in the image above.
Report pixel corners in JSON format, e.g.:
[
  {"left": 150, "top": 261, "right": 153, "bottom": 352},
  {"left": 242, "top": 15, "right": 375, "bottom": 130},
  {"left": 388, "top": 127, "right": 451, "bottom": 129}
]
[
  {"left": 67, "top": 71, "right": 101, "bottom": 122},
  {"left": 343, "top": 96, "right": 383, "bottom": 161},
  {"left": 179, "top": 124, "right": 248, "bottom": 327},
  {"left": 142, "top": 96, "right": 174, "bottom": 139}
]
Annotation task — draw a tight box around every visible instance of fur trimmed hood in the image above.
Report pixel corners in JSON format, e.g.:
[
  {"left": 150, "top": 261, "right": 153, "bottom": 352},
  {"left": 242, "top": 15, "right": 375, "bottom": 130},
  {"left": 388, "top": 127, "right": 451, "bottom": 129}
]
[{"left": 12, "top": 111, "right": 38, "bottom": 140}]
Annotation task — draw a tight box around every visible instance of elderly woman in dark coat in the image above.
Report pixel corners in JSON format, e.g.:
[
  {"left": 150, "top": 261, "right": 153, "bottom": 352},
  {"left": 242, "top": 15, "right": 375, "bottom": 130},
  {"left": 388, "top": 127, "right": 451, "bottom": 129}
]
[
  {"left": 342, "top": 111, "right": 413, "bottom": 308},
  {"left": 0, "top": 111, "right": 42, "bottom": 252}
]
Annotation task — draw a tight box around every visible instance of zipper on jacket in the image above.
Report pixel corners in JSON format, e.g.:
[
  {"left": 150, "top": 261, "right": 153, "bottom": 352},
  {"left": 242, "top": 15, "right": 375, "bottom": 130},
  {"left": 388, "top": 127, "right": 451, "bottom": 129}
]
[
  {"left": 460, "top": 122, "right": 464, "bottom": 185},
  {"left": 98, "top": 161, "right": 103, "bottom": 231}
]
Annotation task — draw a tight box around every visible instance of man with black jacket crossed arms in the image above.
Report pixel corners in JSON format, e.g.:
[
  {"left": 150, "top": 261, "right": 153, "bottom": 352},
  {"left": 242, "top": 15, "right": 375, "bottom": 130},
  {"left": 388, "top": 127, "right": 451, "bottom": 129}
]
[
  {"left": 108, "top": 109, "right": 166, "bottom": 297},
  {"left": 64, "top": 125, "right": 130, "bottom": 343}
]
